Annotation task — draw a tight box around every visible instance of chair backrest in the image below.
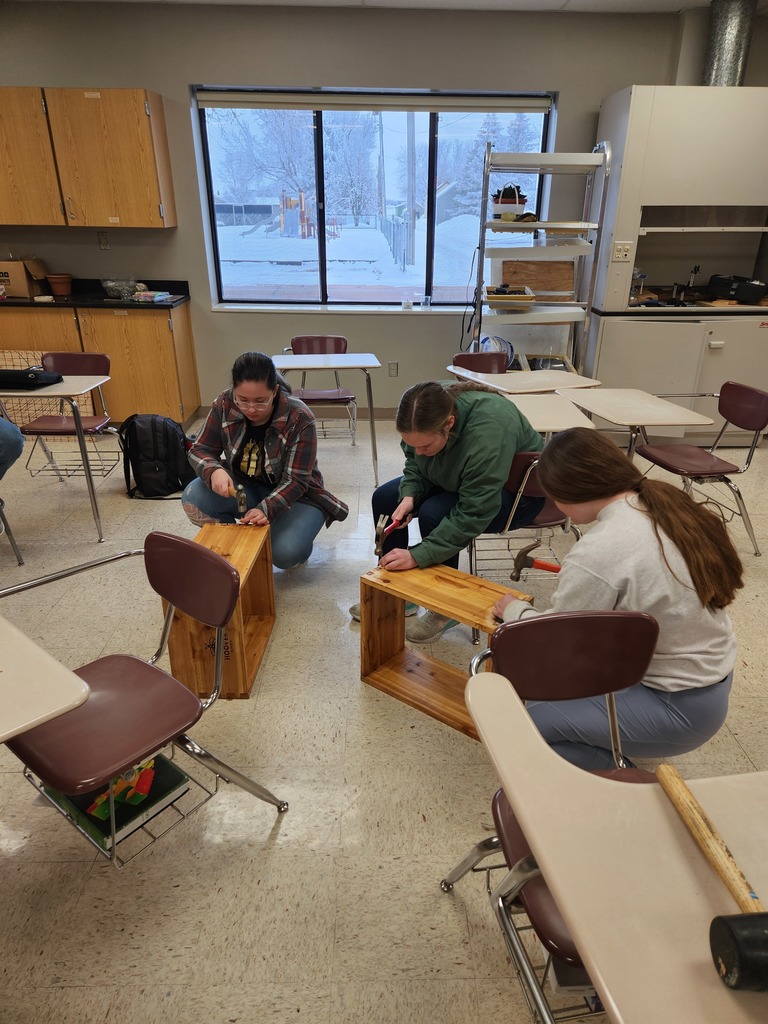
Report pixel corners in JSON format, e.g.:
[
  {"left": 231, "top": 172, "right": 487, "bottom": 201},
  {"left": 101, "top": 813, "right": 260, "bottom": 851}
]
[
  {"left": 503, "top": 451, "right": 546, "bottom": 498},
  {"left": 143, "top": 532, "right": 240, "bottom": 629},
  {"left": 290, "top": 335, "right": 348, "bottom": 355},
  {"left": 453, "top": 351, "right": 508, "bottom": 375},
  {"left": 718, "top": 381, "right": 768, "bottom": 433},
  {"left": 42, "top": 351, "right": 111, "bottom": 376},
  {"left": 489, "top": 610, "right": 659, "bottom": 702}
]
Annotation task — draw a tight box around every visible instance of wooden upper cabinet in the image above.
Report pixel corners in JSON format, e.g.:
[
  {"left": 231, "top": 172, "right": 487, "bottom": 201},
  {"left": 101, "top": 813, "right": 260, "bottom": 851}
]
[
  {"left": 0, "top": 88, "right": 66, "bottom": 225},
  {"left": 43, "top": 88, "right": 177, "bottom": 228}
]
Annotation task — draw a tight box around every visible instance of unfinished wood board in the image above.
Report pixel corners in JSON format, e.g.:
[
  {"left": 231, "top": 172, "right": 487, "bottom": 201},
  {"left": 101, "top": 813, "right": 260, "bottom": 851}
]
[{"left": 501, "top": 260, "right": 575, "bottom": 297}]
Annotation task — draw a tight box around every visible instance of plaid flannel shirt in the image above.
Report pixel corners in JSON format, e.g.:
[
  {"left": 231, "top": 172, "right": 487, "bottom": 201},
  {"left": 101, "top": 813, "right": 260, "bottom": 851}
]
[{"left": 188, "top": 387, "right": 348, "bottom": 526}]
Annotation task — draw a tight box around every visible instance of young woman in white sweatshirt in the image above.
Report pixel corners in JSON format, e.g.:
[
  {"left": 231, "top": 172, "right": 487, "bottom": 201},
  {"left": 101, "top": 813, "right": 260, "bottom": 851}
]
[{"left": 493, "top": 427, "right": 743, "bottom": 770}]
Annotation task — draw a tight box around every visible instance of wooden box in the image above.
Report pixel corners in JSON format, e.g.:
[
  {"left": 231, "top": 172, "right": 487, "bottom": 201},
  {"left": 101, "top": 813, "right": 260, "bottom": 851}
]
[{"left": 167, "top": 524, "right": 275, "bottom": 699}]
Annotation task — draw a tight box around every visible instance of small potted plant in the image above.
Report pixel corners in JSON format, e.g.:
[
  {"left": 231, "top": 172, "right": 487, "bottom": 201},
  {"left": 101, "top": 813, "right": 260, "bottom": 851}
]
[{"left": 491, "top": 184, "right": 527, "bottom": 219}]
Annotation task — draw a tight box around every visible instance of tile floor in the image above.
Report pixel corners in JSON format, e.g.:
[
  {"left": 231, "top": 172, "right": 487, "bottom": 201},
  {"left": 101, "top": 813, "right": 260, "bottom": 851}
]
[{"left": 0, "top": 420, "right": 766, "bottom": 1024}]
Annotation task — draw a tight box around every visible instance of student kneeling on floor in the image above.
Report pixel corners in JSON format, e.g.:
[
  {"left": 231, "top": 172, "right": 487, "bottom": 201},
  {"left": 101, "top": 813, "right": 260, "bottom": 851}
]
[
  {"left": 182, "top": 351, "right": 348, "bottom": 569},
  {"left": 349, "top": 379, "right": 544, "bottom": 643}
]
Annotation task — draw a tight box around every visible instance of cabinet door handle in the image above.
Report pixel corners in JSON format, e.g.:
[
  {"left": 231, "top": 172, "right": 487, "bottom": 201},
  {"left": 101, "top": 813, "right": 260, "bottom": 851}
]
[
  {"left": 66, "top": 197, "right": 77, "bottom": 221},
  {"left": 708, "top": 339, "right": 725, "bottom": 349}
]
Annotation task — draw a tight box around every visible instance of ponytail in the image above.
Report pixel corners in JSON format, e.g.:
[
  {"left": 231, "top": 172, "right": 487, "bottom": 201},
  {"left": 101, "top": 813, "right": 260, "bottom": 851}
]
[{"left": 537, "top": 428, "right": 744, "bottom": 608}]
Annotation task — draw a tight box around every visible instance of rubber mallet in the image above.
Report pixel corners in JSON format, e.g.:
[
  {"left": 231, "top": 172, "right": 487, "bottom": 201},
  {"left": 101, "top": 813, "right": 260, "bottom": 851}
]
[{"left": 656, "top": 764, "right": 768, "bottom": 991}]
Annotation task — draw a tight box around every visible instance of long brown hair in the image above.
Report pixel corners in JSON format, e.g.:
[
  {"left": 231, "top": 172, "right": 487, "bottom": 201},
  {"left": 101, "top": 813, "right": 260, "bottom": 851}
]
[
  {"left": 396, "top": 380, "right": 503, "bottom": 434},
  {"left": 537, "top": 428, "right": 743, "bottom": 609}
]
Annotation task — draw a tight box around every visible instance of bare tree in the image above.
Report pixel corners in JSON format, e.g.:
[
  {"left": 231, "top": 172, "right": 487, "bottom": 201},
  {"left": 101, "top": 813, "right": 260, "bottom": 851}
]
[{"left": 323, "top": 111, "right": 377, "bottom": 226}]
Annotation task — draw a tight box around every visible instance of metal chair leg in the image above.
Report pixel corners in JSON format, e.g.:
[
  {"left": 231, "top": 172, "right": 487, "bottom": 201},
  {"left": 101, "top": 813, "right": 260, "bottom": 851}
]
[
  {"left": 174, "top": 734, "right": 289, "bottom": 812},
  {"left": 0, "top": 498, "right": 23, "bottom": 565},
  {"left": 440, "top": 834, "right": 501, "bottom": 891},
  {"left": 721, "top": 477, "right": 761, "bottom": 556}
]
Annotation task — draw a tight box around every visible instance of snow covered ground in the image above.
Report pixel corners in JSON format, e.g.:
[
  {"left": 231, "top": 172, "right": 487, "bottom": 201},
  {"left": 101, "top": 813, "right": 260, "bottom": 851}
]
[{"left": 216, "top": 215, "right": 482, "bottom": 302}]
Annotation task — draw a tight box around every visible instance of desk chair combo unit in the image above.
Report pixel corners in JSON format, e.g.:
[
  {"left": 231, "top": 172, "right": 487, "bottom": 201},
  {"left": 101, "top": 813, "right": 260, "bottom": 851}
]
[
  {"left": 467, "top": 453, "right": 580, "bottom": 643},
  {"left": 283, "top": 335, "right": 357, "bottom": 443},
  {"left": 18, "top": 351, "right": 120, "bottom": 481},
  {"left": 635, "top": 381, "right": 768, "bottom": 557},
  {"left": 0, "top": 531, "right": 287, "bottom": 867},
  {"left": 441, "top": 611, "right": 659, "bottom": 1024}
]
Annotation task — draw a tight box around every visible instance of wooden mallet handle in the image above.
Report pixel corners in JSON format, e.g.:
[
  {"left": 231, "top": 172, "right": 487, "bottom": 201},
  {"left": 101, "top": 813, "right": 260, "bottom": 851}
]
[{"left": 656, "top": 764, "right": 765, "bottom": 914}]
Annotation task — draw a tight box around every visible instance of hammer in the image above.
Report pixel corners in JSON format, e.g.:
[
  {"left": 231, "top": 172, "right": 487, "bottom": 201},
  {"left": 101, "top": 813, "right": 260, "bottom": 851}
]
[
  {"left": 228, "top": 483, "right": 248, "bottom": 517},
  {"left": 656, "top": 764, "right": 768, "bottom": 991},
  {"left": 511, "top": 539, "right": 560, "bottom": 581},
  {"left": 374, "top": 514, "right": 405, "bottom": 558}
]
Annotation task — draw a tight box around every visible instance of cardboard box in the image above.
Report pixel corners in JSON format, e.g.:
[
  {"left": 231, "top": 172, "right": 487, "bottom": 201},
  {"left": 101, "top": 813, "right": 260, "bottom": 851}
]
[{"left": 0, "top": 258, "right": 48, "bottom": 298}]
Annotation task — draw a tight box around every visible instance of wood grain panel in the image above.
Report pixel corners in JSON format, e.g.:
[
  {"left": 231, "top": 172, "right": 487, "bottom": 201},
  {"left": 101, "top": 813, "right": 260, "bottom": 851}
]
[
  {"left": 0, "top": 87, "right": 65, "bottom": 225},
  {"left": 167, "top": 525, "right": 275, "bottom": 700},
  {"left": 501, "top": 260, "right": 575, "bottom": 298},
  {"left": 360, "top": 565, "right": 530, "bottom": 736},
  {"left": 44, "top": 88, "right": 175, "bottom": 228},
  {"left": 0, "top": 308, "right": 82, "bottom": 353},
  {"left": 79, "top": 307, "right": 181, "bottom": 420}
]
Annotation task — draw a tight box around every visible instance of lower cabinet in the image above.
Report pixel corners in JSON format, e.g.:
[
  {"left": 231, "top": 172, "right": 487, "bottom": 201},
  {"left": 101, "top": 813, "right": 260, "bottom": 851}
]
[
  {"left": 0, "top": 307, "right": 83, "bottom": 353},
  {"left": 586, "top": 314, "right": 768, "bottom": 440},
  {"left": 78, "top": 305, "right": 200, "bottom": 423}
]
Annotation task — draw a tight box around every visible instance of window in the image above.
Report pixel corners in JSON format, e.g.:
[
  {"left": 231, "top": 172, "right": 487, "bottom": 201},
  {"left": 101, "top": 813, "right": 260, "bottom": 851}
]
[{"left": 196, "top": 89, "right": 551, "bottom": 306}]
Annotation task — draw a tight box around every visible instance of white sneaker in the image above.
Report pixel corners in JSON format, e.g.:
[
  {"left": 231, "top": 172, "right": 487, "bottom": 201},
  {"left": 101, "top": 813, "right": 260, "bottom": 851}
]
[
  {"left": 405, "top": 610, "right": 459, "bottom": 644},
  {"left": 349, "top": 601, "right": 418, "bottom": 622}
]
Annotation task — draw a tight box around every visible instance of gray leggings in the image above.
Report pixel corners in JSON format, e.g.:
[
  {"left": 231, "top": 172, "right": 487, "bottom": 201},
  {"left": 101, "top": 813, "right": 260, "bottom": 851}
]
[{"left": 528, "top": 673, "right": 733, "bottom": 771}]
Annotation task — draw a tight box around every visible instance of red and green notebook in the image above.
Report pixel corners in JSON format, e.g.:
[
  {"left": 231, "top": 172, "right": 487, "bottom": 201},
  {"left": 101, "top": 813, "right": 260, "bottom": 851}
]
[{"left": 43, "top": 753, "right": 189, "bottom": 851}]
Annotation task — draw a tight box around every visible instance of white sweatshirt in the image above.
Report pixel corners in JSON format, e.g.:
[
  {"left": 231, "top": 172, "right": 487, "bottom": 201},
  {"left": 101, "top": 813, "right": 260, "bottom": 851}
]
[{"left": 502, "top": 496, "right": 737, "bottom": 692}]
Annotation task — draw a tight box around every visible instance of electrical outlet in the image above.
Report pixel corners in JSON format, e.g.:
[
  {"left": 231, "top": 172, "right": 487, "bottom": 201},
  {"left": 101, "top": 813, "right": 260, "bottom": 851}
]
[
  {"left": 612, "top": 241, "right": 632, "bottom": 262},
  {"left": 388, "top": 361, "right": 399, "bottom": 377},
  {"left": 98, "top": 232, "right": 110, "bottom": 251}
]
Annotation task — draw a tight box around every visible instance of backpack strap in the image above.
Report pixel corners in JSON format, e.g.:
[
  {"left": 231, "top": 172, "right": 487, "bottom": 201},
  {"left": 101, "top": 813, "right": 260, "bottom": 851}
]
[{"left": 118, "top": 414, "right": 139, "bottom": 498}]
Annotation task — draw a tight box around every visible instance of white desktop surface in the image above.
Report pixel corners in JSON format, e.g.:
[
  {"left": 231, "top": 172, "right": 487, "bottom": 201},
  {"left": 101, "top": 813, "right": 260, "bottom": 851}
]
[
  {"left": 0, "top": 375, "right": 110, "bottom": 400},
  {"left": 466, "top": 672, "right": 768, "bottom": 1024},
  {"left": 0, "top": 615, "right": 90, "bottom": 743},
  {"left": 506, "top": 393, "right": 596, "bottom": 434},
  {"left": 273, "top": 353, "right": 381, "bottom": 371},
  {"left": 557, "top": 387, "right": 714, "bottom": 427},
  {"left": 447, "top": 366, "right": 601, "bottom": 393}
]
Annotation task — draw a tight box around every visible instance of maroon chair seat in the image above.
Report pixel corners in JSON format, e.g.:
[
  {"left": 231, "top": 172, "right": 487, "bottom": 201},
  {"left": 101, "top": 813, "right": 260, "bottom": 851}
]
[
  {"left": 2, "top": 531, "right": 288, "bottom": 864},
  {"left": 635, "top": 380, "right": 768, "bottom": 557},
  {"left": 293, "top": 387, "right": 355, "bottom": 403},
  {"left": 21, "top": 413, "right": 111, "bottom": 435},
  {"left": 8, "top": 655, "right": 203, "bottom": 795}
]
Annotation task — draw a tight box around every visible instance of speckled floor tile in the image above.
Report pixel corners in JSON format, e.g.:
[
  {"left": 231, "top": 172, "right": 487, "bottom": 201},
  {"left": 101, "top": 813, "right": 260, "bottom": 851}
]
[
  {"left": 333, "top": 854, "right": 474, "bottom": 980},
  {"left": 2, "top": 422, "right": 768, "bottom": 1023}
]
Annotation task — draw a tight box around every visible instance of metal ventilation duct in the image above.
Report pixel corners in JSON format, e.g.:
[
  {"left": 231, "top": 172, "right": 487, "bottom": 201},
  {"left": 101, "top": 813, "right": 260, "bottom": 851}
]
[{"left": 702, "top": 0, "right": 757, "bottom": 85}]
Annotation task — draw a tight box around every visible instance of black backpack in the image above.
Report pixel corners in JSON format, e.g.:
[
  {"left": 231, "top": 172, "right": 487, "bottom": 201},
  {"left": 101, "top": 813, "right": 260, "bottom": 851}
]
[{"left": 118, "top": 414, "right": 196, "bottom": 499}]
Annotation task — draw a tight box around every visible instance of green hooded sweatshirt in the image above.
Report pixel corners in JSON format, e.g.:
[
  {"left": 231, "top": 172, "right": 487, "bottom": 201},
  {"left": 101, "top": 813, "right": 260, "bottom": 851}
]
[{"left": 399, "top": 386, "right": 544, "bottom": 567}]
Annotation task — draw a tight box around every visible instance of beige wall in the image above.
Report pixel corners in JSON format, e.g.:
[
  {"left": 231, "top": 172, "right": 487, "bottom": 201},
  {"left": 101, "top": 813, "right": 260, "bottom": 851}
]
[{"left": 2, "top": 2, "right": 767, "bottom": 409}]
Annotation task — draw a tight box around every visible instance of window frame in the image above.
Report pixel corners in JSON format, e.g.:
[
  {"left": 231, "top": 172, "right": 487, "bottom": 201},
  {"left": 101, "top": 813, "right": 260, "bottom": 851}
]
[{"left": 195, "top": 87, "right": 555, "bottom": 308}]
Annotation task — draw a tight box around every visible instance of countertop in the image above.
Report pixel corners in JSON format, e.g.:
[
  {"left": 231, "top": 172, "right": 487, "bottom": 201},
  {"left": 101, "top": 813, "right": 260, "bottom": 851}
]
[{"left": 0, "top": 279, "right": 190, "bottom": 310}]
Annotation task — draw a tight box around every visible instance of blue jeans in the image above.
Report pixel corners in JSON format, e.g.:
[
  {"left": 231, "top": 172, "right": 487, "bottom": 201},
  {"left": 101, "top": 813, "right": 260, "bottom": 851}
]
[
  {"left": 182, "top": 477, "right": 325, "bottom": 570},
  {"left": 528, "top": 673, "right": 733, "bottom": 771},
  {"left": 372, "top": 476, "right": 545, "bottom": 570},
  {"left": 0, "top": 418, "right": 24, "bottom": 482}
]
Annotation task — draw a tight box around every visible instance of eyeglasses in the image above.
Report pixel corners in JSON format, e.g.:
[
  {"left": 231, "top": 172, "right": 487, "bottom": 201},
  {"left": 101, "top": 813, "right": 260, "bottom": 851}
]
[{"left": 233, "top": 393, "right": 275, "bottom": 409}]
